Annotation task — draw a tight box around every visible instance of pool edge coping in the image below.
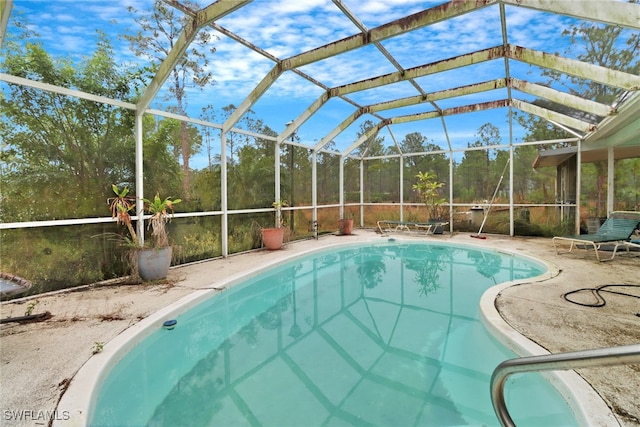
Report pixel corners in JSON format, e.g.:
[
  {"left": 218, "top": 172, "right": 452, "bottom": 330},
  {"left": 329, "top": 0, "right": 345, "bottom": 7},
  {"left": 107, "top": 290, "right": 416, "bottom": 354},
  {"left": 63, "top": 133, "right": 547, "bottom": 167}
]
[
  {"left": 479, "top": 257, "right": 621, "bottom": 427},
  {"left": 54, "top": 237, "right": 390, "bottom": 426},
  {"left": 54, "top": 236, "right": 620, "bottom": 426}
]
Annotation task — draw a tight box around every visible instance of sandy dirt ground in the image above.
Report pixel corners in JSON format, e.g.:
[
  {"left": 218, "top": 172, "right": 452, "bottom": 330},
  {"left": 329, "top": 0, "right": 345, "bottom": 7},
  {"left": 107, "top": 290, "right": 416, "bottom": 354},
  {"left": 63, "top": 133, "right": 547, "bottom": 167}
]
[{"left": 1, "top": 231, "right": 638, "bottom": 427}]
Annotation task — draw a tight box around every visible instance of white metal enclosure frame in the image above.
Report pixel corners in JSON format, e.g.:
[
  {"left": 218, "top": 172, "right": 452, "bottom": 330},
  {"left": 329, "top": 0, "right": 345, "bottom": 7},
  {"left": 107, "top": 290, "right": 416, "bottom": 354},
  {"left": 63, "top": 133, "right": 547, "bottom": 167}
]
[{"left": 1, "top": 0, "right": 639, "bottom": 256}]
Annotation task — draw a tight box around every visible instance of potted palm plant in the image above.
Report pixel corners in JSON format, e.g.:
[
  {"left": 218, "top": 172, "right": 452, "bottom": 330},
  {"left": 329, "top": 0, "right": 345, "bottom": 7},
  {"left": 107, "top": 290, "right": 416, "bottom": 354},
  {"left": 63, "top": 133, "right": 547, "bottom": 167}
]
[
  {"left": 260, "top": 200, "right": 287, "bottom": 250},
  {"left": 108, "top": 185, "right": 181, "bottom": 280}
]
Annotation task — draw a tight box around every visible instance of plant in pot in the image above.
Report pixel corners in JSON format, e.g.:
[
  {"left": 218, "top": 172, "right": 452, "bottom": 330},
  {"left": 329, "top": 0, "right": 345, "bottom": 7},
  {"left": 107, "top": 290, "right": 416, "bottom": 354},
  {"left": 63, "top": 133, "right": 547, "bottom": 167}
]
[
  {"left": 412, "top": 171, "right": 446, "bottom": 233},
  {"left": 140, "top": 192, "right": 181, "bottom": 280},
  {"left": 260, "top": 200, "right": 288, "bottom": 250},
  {"left": 108, "top": 185, "right": 181, "bottom": 280},
  {"left": 338, "top": 212, "right": 354, "bottom": 236}
]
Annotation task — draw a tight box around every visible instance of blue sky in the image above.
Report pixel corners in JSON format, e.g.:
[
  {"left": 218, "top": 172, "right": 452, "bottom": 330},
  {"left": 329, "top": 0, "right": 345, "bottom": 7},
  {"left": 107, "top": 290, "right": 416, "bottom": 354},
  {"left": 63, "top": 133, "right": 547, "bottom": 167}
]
[{"left": 5, "top": 0, "right": 634, "bottom": 165}]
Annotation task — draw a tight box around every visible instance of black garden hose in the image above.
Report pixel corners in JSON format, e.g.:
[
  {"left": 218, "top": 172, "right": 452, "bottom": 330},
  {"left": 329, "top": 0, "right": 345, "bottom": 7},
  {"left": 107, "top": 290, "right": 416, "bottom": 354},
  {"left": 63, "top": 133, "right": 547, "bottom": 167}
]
[{"left": 562, "top": 284, "right": 640, "bottom": 314}]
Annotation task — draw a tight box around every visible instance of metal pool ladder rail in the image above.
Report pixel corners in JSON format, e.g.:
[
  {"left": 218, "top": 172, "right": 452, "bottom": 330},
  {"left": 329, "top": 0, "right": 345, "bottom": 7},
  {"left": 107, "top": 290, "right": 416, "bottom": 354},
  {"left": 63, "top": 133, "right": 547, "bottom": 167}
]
[{"left": 490, "top": 344, "right": 640, "bottom": 427}]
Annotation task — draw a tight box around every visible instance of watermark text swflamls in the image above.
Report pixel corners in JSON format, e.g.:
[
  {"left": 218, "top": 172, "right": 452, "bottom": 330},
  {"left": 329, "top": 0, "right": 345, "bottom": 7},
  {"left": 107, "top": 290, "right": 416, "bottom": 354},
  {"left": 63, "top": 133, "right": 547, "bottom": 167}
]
[{"left": 3, "top": 409, "right": 71, "bottom": 423}]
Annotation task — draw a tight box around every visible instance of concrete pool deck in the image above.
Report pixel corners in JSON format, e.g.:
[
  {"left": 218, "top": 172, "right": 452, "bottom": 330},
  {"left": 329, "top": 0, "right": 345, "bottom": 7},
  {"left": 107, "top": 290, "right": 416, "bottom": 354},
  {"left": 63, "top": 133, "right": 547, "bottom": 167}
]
[{"left": 0, "top": 231, "right": 638, "bottom": 426}]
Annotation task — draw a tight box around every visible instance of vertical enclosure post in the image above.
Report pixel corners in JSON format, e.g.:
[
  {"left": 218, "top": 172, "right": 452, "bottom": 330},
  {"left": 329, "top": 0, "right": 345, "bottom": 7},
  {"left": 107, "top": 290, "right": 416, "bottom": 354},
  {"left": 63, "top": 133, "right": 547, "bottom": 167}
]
[
  {"left": 509, "top": 147, "right": 514, "bottom": 236},
  {"left": 312, "top": 149, "right": 318, "bottom": 232},
  {"left": 359, "top": 159, "right": 364, "bottom": 227},
  {"left": 134, "top": 112, "right": 145, "bottom": 247},
  {"left": 220, "top": 130, "right": 228, "bottom": 257},
  {"left": 607, "top": 146, "right": 614, "bottom": 215},
  {"left": 399, "top": 156, "right": 404, "bottom": 222},
  {"left": 275, "top": 141, "right": 281, "bottom": 227},
  {"left": 339, "top": 155, "right": 345, "bottom": 219},
  {"left": 575, "top": 139, "right": 582, "bottom": 234}
]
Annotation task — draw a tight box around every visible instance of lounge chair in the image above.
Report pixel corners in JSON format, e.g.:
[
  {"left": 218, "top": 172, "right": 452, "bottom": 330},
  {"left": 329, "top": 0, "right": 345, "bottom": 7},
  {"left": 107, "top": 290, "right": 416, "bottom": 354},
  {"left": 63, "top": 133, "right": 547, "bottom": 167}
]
[
  {"left": 620, "top": 239, "right": 640, "bottom": 254},
  {"left": 414, "top": 220, "right": 448, "bottom": 234},
  {"left": 553, "top": 213, "right": 640, "bottom": 262},
  {"left": 377, "top": 219, "right": 448, "bottom": 235}
]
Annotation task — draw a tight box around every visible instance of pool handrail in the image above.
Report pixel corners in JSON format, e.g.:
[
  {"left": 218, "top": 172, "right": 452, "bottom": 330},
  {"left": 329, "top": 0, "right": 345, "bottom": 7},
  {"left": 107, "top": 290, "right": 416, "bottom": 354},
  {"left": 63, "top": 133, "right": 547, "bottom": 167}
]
[{"left": 491, "top": 343, "right": 640, "bottom": 427}]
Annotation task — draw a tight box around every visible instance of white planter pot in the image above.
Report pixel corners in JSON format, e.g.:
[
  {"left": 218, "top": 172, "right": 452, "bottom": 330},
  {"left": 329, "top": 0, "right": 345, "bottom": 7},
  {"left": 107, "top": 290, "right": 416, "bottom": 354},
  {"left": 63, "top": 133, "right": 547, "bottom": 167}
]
[{"left": 137, "top": 247, "right": 172, "bottom": 281}]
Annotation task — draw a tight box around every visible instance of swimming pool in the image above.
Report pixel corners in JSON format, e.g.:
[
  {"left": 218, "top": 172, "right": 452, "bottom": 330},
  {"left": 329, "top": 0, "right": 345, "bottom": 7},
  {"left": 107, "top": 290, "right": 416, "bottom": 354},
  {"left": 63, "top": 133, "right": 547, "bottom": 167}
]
[{"left": 74, "top": 240, "right": 586, "bottom": 426}]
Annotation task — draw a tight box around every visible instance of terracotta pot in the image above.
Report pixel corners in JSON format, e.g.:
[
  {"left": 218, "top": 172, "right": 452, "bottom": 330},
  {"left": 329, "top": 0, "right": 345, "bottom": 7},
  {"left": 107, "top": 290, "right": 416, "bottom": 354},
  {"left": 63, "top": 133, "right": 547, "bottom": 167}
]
[
  {"left": 261, "top": 228, "right": 285, "bottom": 250},
  {"left": 338, "top": 218, "right": 354, "bottom": 235}
]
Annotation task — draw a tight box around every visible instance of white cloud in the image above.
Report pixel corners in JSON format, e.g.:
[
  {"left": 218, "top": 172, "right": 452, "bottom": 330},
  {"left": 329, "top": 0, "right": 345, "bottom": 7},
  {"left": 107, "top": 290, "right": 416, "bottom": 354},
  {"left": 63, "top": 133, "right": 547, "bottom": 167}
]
[{"left": 6, "top": 0, "right": 611, "bottom": 143}]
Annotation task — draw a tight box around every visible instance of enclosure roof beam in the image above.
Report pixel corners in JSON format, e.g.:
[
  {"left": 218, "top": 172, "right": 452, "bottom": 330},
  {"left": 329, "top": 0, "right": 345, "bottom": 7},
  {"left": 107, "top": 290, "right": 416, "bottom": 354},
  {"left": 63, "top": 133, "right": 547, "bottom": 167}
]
[
  {"left": 508, "top": 45, "right": 640, "bottom": 91},
  {"left": 500, "top": 0, "right": 640, "bottom": 30},
  {"left": 380, "top": 96, "right": 593, "bottom": 134},
  {"left": 283, "top": 0, "right": 496, "bottom": 70},
  {"left": 321, "top": 40, "right": 631, "bottom": 155},
  {"left": 332, "top": 0, "right": 428, "bottom": 100},
  {"left": 332, "top": 42, "right": 640, "bottom": 101},
  {"left": 222, "top": 64, "right": 283, "bottom": 133},
  {"left": 509, "top": 78, "right": 614, "bottom": 118},
  {"left": 333, "top": 46, "right": 504, "bottom": 96},
  {"left": 339, "top": 96, "right": 584, "bottom": 154},
  {"left": 316, "top": 46, "right": 637, "bottom": 159},
  {"left": 315, "top": 108, "right": 366, "bottom": 152},
  {"left": 329, "top": 93, "right": 511, "bottom": 155},
  {"left": 279, "top": 91, "right": 331, "bottom": 143},
  {"left": 512, "top": 99, "right": 594, "bottom": 133},
  {"left": 1, "top": 73, "right": 137, "bottom": 110},
  {"left": 389, "top": 100, "right": 510, "bottom": 125},
  {"left": 194, "top": 0, "right": 250, "bottom": 27},
  {"left": 368, "top": 79, "right": 507, "bottom": 113},
  {"left": 341, "top": 119, "right": 390, "bottom": 157},
  {"left": 168, "top": 1, "right": 377, "bottom": 132},
  {"left": 138, "top": 0, "right": 252, "bottom": 112}
]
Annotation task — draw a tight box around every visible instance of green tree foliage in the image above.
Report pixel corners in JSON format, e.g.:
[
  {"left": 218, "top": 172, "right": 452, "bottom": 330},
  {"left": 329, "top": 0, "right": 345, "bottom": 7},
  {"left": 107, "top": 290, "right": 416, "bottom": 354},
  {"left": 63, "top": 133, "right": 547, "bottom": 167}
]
[
  {"left": 512, "top": 113, "right": 568, "bottom": 204},
  {"left": 125, "top": 0, "right": 217, "bottom": 196},
  {"left": 198, "top": 105, "right": 219, "bottom": 168},
  {"left": 143, "top": 117, "right": 188, "bottom": 198},
  {"left": 354, "top": 120, "right": 387, "bottom": 202},
  {"left": 455, "top": 123, "right": 501, "bottom": 202},
  {"left": 543, "top": 19, "right": 639, "bottom": 104},
  {"left": 317, "top": 141, "right": 340, "bottom": 204},
  {"left": 615, "top": 158, "right": 640, "bottom": 210},
  {"left": 401, "top": 132, "right": 448, "bottom": 202},
  {"left": 412, "top": 171, "right": 446, "bottom": 219},
  {"left": 354, "top": 120, "right": 386, "bottom": 158},
  {"left": 532, "top": 12, "right": 639, "bottom": 215},
  {"left": 0, "top": 29, "right": 142, "bottom": 221},
  {"left": 233, "top": 127, "right": 277, "bottom": 210}
]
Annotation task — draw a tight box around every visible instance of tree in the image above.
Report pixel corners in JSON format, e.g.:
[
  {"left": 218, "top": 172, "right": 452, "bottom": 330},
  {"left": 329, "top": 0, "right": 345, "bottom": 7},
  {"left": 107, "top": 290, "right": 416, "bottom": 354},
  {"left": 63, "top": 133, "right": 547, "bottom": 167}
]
[
  {"left": 542, "top": 19, "right": 639, "bottom": 104},
  {"left": 144, "top": 117, "right": 192, "bottom": 197},
  {"left": 537, "top": 12, "right": 639, "bottom": 216},
  {"left": 354, "top": 120, "right": 387, "bottom": 202},
  {"left": 513, "top": 112, "right": 569, "bottom": 204},
  {"left": 400, "top": 132, "right": 427, "bottom": 162},
  {"left": 199, "top": 105, "right": 219, "bottom": 168},
  {"left": 400, "top": 132, "right": 448, "bottom": 202},
  {"left": 124, "top": 0, "right": 217, "bottom": 197},
  {"left": 354, "top": 120, "right": 385, "bottom": 158},
  {"left": 317, "top": 141, "right": 340, "bottom": 204},
  {"left": 413, "top": 171, "right": 446, "bottom": 219},
  {"left": 455, "top": 123, "right": 501, "bottom": 202},
  {"left": 1, "top": 28, "right": 143, "bottom": 221},
  {"left": 228, "top": 124, "right": 278, "bottom": 210}
]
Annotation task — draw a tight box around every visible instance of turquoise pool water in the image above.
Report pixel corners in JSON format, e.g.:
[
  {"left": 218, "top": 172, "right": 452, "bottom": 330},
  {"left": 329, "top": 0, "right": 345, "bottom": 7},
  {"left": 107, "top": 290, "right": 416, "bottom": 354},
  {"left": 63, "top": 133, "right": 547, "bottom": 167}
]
[{"left": 92, "top": 242, "right": 577, "bottom": 426}]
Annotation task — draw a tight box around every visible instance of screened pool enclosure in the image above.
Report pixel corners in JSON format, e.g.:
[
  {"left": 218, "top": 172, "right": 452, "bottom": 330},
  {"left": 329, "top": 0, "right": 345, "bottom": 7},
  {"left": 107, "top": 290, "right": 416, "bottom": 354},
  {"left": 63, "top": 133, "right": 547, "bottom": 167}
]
[{"left": 1, "top": 0, "right": 639, "bottom": 294}]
